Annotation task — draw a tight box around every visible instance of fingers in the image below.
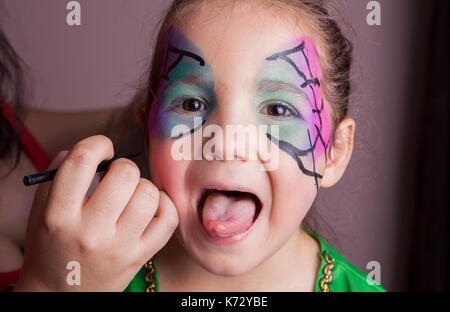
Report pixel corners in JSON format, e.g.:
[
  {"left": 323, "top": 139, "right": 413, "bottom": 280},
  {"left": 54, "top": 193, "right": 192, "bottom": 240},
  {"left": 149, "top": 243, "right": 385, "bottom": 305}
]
[
  {"left": 46, "top": 135, "right": 114, "bottom": 217},
  {"left": 115, "top": 178, "right": 159, "bottom": 239},
  {"left": 84, "top": 158, "right": 140, "bottom": 227},
  {"left": 139, "top": 191, "right": 179, "bottom": 258}
]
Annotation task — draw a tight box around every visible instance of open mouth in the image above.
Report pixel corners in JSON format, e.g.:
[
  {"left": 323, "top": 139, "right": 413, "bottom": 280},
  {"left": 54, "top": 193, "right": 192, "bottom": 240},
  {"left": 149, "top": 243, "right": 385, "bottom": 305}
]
[{"left": 196, "top": 189, "right": 263, "bottom": 238}]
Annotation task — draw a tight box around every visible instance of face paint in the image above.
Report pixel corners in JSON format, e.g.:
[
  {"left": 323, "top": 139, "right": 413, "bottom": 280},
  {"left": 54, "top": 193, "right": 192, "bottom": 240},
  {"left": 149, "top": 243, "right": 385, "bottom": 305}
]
[
  {"left": 148, "top": 30, "right": 217, "bottom": 139},
  {"left": 150, "top": 31, "right": 330, "bottom": 190},
  {"left": 255, "top": 37, "right": 331, "bottom": 190}
]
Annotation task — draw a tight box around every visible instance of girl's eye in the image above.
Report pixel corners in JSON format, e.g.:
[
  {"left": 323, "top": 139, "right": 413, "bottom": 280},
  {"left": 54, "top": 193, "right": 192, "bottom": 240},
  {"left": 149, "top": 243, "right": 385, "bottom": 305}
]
[
  {"left": 180, "top": 98, "right": 208, "bottom": 112},
  {"left": 171, "top": 97, "right": 209, "bottom": 115},
  {"left": 260, "top": 102, "right": 298, "bottom": 118}
]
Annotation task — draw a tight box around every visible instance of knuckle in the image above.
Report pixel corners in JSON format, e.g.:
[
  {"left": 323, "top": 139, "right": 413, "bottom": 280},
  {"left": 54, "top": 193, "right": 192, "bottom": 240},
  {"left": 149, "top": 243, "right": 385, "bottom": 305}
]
[
  {"left": 77, "top": 234, "right": 98, "bottom": 253},
  {"left": 42, "top": 214, "right": 62, "bottom": 235},
  {"left": 67, "top": 144, "right": 95, "bottom": 167},
  {"left": 94, "top": 135, "right": 114, "bottom": 151},
  {"left": 112, "top": 159, "right": 140, "bottom": 181},
  {"left": 165, "top": 211, "right": 179, "bottom": 231},
  {"left": 138, "top": 179, "right": 159, "bottom": 203},
  {"left": 95, "top": 134, "right": 112, "bottom": 143}
]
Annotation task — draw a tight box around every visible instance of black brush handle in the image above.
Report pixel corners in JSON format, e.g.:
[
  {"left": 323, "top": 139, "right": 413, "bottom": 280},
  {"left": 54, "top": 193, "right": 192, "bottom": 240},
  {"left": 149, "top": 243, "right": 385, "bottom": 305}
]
[{"left": 23, "top": 153, "right": 141, "bottom": 186}]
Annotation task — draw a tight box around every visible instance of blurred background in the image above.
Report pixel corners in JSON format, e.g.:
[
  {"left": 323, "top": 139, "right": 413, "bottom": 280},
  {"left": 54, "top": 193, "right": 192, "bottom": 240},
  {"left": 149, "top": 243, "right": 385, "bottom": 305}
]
[{"left": 1, "top": 0, "right": 448, "bottom": 291}]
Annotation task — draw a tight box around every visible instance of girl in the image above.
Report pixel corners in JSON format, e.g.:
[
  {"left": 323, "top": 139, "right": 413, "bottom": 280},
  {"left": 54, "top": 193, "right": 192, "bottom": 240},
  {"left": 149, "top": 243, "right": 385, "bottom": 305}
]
[{"left": 13, "top": 0, "right": 385, "bottom": 292}]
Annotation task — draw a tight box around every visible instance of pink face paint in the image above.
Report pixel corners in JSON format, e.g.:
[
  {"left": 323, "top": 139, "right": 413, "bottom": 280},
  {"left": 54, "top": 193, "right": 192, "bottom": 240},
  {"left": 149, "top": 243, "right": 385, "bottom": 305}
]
[
  {"left": 301, "top": 37, "right": 331, "bottom": 158},
  {"left": 260, "top": 37, "right": 332, "bottom": 190}
]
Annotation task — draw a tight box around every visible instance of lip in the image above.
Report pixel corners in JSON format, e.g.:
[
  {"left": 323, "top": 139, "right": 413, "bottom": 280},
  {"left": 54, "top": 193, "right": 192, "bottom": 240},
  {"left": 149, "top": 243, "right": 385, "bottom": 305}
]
[{"left": 192, "top": 182, "right": 264, "bottom": 245}]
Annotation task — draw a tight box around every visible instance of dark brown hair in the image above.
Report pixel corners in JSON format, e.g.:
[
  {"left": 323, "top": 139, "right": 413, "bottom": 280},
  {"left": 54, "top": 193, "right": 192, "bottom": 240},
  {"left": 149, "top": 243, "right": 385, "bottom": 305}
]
[{"left": 0, "top": 27, "right": 26, "bottom": 177}]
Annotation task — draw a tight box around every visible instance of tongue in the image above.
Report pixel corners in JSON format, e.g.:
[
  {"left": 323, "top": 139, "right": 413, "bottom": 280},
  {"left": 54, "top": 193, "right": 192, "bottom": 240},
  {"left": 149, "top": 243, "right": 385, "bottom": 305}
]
[{"left": 202, "top": 192, "right": 256, "bottom": 237}]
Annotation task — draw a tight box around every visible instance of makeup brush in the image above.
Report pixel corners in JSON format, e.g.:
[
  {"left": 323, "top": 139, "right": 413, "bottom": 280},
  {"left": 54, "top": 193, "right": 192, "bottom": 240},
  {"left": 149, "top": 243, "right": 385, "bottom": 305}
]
[{"left": 23, "top": 152, "right": 141, "bottom": 186}]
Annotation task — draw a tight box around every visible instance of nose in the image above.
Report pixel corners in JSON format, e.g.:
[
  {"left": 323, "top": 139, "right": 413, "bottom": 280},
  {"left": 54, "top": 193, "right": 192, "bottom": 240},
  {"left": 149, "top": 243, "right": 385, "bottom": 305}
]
[{"left": 203, "top": 101, "right": 257, "bottom": 162}]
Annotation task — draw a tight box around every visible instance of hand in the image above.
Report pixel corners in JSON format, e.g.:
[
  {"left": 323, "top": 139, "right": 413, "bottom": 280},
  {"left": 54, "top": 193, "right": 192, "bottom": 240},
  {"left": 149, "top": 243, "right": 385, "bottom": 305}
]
[{"left": 14, "top": 135, "right": 179, "bottom": 291}]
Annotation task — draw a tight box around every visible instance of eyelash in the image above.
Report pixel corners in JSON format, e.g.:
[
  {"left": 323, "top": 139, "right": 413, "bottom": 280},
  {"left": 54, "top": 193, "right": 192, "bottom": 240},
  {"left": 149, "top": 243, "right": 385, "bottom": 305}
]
[
  {"left": 168, "top": 96, "right": 302, "bottom": 121},
  {"left": 171, "top": 96, "right": 209, "bottom": 115},
  {"left": 259, "top": 102, "right": 302, "bottom": 120}
]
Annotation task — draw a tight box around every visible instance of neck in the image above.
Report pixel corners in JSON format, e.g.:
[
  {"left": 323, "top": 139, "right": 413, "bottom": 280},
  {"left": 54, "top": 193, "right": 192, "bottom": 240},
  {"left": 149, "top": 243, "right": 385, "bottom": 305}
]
[{"left": 155, "top": 228, "right": 321, "bottom": 291}]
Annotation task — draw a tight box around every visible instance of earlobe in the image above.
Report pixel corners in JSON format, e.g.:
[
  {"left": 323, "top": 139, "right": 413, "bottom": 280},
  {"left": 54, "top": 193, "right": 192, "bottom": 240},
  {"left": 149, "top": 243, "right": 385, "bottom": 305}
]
[{"left": 320, "top": 118, "right": 356, "bottom": 188}]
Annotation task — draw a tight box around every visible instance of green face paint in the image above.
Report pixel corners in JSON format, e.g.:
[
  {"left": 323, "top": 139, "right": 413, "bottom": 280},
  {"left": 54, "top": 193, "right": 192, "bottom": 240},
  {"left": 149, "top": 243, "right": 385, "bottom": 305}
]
[
  {"left": 148, "top": 30, "right": 330, "bottom": 190},
  {"left": 149, "top": 29, "right": 217, "bottom": 139},
  {"left": 254, "top": 67, "right": 313, "bottom": 152},
  {"left": 258, "top": 37, "right": 332, "bottom": 190}
]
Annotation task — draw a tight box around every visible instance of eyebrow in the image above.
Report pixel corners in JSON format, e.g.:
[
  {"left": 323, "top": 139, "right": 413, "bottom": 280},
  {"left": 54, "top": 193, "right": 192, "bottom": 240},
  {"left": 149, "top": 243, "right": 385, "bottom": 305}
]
[
  {"left": 165, "top": 73, "right": 214, "bottom": 91},
  {"left": 257, "top": 80, "right": 311, "bottom": 118},
  {"left": 257, "top": 79, "right": 308, "bottom": 98}
]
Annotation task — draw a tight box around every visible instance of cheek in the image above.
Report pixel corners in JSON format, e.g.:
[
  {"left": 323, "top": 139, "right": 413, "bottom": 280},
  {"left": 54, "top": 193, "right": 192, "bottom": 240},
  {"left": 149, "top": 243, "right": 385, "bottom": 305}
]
[
  {"left": 148, "top": 138, "right": 191, "bottom": 215},
  {"left": 269, "top": 152, "right": 318, "bottom": 228}
]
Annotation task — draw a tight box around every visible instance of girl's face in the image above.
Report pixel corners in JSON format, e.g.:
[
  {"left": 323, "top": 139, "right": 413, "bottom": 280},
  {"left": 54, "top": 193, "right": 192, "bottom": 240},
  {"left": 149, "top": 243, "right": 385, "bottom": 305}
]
[{"left": 148, "top": 3, "right": 332, "bottom": 276}]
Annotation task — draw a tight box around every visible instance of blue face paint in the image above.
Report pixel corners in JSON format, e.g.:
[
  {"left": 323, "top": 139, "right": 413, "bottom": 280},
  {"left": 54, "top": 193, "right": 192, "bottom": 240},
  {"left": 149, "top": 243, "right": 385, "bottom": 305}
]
[
  {"left": 149, "top": 30, "right": 329, "bottom": 190},
  {"left": 150, "top": 30, "right": 217, "bottom": 139},
  {"left": 255, "top": 37, "right": 331, "bottom": 191},
  {"left": 254, "top": 67, "right": 314, "bottom": 153}
]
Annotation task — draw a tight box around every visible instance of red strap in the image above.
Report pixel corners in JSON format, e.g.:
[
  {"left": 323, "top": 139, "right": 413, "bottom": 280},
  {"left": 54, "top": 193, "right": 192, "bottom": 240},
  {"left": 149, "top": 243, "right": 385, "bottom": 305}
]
[
  {"left": 0, "top": 269, "right": 21, "bottom": 291},
  {"left": 1, "top": 101, "right": 49, "bottom": 290},
  {"left": 1, "top": 100, "right": 51, "bottom": 172},
  {"left": 2, "top": 103, "right": 51, "bottom": 290}
]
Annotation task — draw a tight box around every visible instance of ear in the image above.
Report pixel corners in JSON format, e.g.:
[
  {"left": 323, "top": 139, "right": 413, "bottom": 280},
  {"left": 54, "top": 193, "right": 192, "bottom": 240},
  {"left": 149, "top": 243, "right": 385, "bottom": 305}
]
[{"left": 321, "top": 117, "right": 356, "bottom": 188}]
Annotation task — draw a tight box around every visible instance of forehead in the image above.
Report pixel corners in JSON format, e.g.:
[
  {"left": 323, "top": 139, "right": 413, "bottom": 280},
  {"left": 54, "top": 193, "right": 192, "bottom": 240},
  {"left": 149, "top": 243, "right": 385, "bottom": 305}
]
[{"left": 172, "top": 2, "right": 315, "bottom": 84}]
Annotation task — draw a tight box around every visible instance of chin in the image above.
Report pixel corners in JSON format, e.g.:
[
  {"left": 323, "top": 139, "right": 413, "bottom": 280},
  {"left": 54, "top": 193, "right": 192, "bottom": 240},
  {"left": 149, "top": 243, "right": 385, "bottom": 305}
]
[
  {"left": 200, "top": 260, "right": 256, "bottom": 277},
  {"left": 192, "top": 249, "right": 263, "bottom": 277}
]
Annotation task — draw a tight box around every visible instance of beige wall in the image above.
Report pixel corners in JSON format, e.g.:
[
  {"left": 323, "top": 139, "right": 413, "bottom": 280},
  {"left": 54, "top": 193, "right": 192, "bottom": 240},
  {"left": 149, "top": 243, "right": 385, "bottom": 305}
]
[{"left": 2, "top": 0, "right": 423, "bottom": 291}]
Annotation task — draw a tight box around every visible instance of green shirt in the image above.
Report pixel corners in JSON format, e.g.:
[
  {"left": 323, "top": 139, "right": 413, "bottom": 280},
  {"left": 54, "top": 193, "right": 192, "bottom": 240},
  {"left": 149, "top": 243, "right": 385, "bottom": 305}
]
[{"left": 124, "top": 230, "right": 385, "bottom": 292}]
